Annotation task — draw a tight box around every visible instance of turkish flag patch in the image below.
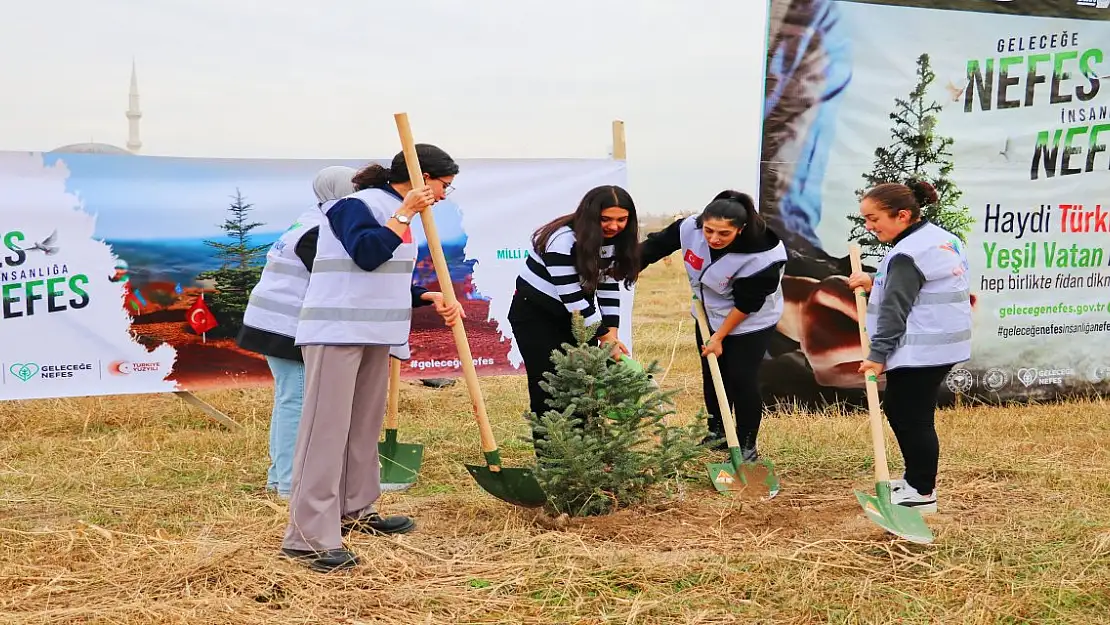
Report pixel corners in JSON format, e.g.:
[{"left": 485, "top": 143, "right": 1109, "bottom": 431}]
[{"left": 684, "top": 249, "right": 704, "bottom": 270}]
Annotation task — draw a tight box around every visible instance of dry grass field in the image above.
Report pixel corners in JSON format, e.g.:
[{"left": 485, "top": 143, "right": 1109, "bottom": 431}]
[{"left": 2, "top": 255, "right": 1109, "bottom": 624}]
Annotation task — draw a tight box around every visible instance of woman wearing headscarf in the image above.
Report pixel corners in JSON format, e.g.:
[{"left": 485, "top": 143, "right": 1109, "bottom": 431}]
[
  {"left": 280, "top": 146, "right": 463, "bottom": 573},
  {"left": 237, "top": 165, "right": 356, "bottom": 499}
]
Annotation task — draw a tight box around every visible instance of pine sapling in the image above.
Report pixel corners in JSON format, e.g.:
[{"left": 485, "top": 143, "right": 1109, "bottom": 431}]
[{"left": 527, "top": 313, "right": 705, "bottom": 517}]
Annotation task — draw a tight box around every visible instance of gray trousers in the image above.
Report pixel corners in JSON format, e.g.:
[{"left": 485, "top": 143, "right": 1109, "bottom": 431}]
[{"left": 282, "top": 344, "right": 389, "bottom": 551}]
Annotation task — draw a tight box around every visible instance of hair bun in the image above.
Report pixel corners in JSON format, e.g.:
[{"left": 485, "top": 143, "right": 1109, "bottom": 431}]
[{"left": 905, "top": 178, "right": 938, "bottom": 206}]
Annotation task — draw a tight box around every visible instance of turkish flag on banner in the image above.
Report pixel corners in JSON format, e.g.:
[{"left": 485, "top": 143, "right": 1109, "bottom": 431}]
[{"left": 187, "top": 294, "right": 219, "bottom": 335}]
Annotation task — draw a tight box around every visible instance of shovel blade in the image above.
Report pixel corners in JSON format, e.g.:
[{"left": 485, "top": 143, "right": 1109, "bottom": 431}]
[
  {"left": 854, "top": 482, "right": 933, "bottom": 545},
  {"left": 379, "top": 430, "right": 424, "bottom": 491},
  {"left": 706, "top": 460, "right": 781, "bottom": 499},
  {"left": 465, "top": 464, "right": 547, "bottom": 508}
]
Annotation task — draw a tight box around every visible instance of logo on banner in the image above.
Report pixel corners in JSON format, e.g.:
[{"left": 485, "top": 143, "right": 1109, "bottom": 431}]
[
  {"left": 107, "top": 360, "right": 162, "bottom": 376},
  {"left": 1087, "top": 364, "right": 1110, "bottom": 383},
  {"left": 684, "top": 249, "right": 704, "bottom": 270},
  {"left": 1017, "top": 367, "right": 1075, "bottom": 387},
  {"left": 945, "top": 368, "right": 974, "bottom": 394},
  {"left": 10, "top": 362, "right": 40, "bottom": 382},
  {"left": 9, "top": 361, "right": 93, "bottom": 381},
  {"left": 982, "top": 367, "right": 1010, "bottom": 392}
]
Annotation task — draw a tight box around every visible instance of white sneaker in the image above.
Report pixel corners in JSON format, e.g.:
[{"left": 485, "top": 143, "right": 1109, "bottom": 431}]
[{"left": 891, "top": 481, "right": 937, "bottom": 514}]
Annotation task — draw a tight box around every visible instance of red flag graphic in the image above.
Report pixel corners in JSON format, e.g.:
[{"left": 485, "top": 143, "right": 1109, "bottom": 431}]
[
  {"left": 683, "top": 249, "right": 704, "bottom": 270},
  {"left": 187, "top": 294, "right": 219, "bottom": 335}
]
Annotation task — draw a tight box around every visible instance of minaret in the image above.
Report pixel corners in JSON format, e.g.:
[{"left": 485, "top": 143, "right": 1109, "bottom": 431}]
[{"left": 126, "top": 60, "right": 142, "bottom": 153}]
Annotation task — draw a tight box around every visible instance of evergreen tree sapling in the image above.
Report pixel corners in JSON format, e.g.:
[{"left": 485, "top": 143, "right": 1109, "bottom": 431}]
[
  {"left": 527, "top": 312, "right": 705, "bottom": 517},
  {"left": 195, "top": 189, "right": 269, "bottom": 338},
  {"left": 848, "top": 53, "right": 974, "bottom": 261}
]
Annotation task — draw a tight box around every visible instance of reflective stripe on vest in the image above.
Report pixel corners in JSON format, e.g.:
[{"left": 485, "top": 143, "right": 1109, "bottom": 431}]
[
  {"left": 678, "top": 216, "right": 787, "bottom": 336},
  {"left": 864, "top": 222, "right": 972, "bottom": 370},
  {"left": 295, "top": 188, "right": 417, "bottom": 346},
  {"left": 242, "top": 208, "right": 324, "bottom": 338}
]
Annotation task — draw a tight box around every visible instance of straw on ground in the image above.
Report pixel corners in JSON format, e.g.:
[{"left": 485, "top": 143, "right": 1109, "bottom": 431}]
[{"left": 1, "top": 255, "right": 1109, "bottom": 624}]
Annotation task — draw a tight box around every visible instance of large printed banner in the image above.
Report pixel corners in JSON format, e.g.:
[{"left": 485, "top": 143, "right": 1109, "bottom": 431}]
[
  {"left": 0, "top": 151, "right": 632, "bottom": 400},
  {"left": 759, "top": 0, "right": 1110, "bottom": 405}
]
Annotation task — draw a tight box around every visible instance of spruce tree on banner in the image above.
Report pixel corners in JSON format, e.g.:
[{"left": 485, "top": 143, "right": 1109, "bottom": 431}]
[
  {"left": 195, "top": 189, "right": 268, "bottom": 338},
  {"left": 848, "top": 53, "right": 974, "bottom": 261},
  {"left": 526, "top": 312, "right": 705, "bottom": 517}
]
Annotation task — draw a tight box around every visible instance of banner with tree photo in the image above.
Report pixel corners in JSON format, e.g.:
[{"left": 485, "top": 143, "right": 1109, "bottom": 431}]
[
  {"left": 758, "top": 0, "right": 1110, "bottom": 406},
  {"left": 0, "top": 151, "right": 631, "bottom": 401}
]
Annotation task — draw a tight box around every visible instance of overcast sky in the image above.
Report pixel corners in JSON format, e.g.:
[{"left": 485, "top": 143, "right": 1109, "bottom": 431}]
[{"left": 0, "top": 0, "right": 769, "bottom": 216}]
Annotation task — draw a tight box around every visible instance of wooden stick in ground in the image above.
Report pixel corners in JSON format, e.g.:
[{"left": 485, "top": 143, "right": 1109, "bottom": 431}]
[
  {"left": 393, "top": 112, "right": 502, "bottom": 472},
  {"left": 848, "top": 243, "right": 890, "bottom": 484},
  {"left": 386, "top": 357, "right": 400, "bottom": 430}
]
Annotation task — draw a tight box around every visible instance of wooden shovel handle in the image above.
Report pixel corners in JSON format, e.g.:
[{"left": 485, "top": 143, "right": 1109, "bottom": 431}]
[
  {"left": 848, "top": 244, "right": 890, "bottom": 483},
  {"left": 690, "top": 294, "right": 742, "bottom": 450},
  {"left": 393, "top": 113, "right": 501, "bottom": 470},
  {"left": 385, "top": 357, "right": 400, "bottom": 430}
]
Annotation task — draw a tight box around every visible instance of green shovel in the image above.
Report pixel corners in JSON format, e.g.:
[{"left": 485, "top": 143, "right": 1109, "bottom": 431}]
[
  {"left": 691, "top": 292, "right": 780, "bottom": 499},
  {"left": 848, "top": 243, "right": 933, "bottom": 545},
  {"left": 395, "top": 112, "right": 547, "bottom": 508},
  {"left": 379, "top": 356, "right": 423, "bottom": 492}
]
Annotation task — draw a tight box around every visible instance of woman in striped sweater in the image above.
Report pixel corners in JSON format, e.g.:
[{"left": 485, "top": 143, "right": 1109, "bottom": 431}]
[{"left": 509, "top": 185, "right": 641, "bottom": 437}]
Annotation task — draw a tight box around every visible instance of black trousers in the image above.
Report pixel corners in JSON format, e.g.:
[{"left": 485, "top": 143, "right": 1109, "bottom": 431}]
[
  {"left": 881, "top": 364, "right": 953, "bottom": 496},
  {"left": 695, "top": 324, "right": 775, "bottom": 450},
  {"left": 508, "top": 292, "right": 592, "bottom": 434}
]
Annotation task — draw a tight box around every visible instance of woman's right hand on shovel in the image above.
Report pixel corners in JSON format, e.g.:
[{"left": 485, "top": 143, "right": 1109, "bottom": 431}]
[
  {"left": 847, "top": 271, "right": 873, "bottom": 294},
  {"left": 401, "top": 186, "right": 436, "bottom": 214}
]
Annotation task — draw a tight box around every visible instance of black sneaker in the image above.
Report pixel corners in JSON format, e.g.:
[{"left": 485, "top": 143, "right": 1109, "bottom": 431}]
[
  {"left": 740, "top": 446, "right": 760, "bottom": 463},
  {"left": 279, "top": 547, "right": 358, "bottom": 573},
  {"left": 700, "top": 431, "right": 727, "bottom": 451},
  {"left": 341, "top": 512, "right": 416, "bottom": 537}
]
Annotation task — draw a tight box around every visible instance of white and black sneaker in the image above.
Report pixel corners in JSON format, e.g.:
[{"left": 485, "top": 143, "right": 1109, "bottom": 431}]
[{"left": 891, "top": 480, "right": 937, "bottom": 514}]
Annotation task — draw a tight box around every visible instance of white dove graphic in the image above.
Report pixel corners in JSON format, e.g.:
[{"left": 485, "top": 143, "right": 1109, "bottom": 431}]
[{"left": 28, "top": 230, "right": 59, "bottom": 255}]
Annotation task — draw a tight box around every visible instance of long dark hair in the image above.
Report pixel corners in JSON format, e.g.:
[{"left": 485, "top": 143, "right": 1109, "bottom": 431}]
[
  {"left": 695, "top": 190, "right": 769, "bottom": 246},
  {"left": 532, "top": 185, "right": 641, "bottom": 292},
  {"left": 862, "top": 178, "right": 938, "bottom": 220},
  {"left": 352, "top": 144, "right": 459, "bottom": 191}
]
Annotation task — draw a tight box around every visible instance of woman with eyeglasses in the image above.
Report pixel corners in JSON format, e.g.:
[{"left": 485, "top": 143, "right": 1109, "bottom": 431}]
[{"left": 279, "top": 145, "right": 464, "bottom": 574}]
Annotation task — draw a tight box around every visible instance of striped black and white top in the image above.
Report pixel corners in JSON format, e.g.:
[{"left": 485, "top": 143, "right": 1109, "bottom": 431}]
[{"left": 515, "top": 225, "right": 620, "bottom": 329}]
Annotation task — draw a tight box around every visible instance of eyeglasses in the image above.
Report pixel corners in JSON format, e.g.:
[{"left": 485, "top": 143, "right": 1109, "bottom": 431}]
[{"left": 436, "top": 178, "right": 455, "bottom": 196}]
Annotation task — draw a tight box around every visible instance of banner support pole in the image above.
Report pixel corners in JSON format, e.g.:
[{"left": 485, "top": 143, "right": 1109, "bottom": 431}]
[
  {"left": 611, "top": 120, "right": 626, "bottom": 161},
  {"left": 173, "top": 391, "right": 243, "bottom": 431}
]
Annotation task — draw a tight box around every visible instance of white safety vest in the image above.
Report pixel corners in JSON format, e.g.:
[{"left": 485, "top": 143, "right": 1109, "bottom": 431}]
[
  {"left": 865, "top": 222, "right": 972, "bottom": 370},
  {"left": 678, "top": 216, "right": 787, "bottom": 335},
  {"left": 242, "top": 208, "right": 325, "bottom": 339},
  {"left": 295, "top": 188, "right": 417, "bottom": 347},
  {"left": 390, "top": 343, "right": 410, "bottom": 361}
]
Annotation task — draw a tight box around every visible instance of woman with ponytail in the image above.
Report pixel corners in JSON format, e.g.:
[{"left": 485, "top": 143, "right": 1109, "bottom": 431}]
[
  {"left": 848, "top": 178, "right": 972, "bottom": 514},
  {"left": 640, "top": 190, "right": 788, "bottom": 460},
  {"left": 280, "top": 145, "right": 464, "bottom": 573}
]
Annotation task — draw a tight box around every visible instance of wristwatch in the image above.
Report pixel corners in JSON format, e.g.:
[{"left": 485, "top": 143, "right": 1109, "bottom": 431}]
[{"left": 392, "top": 212, "right": 411, "bottom": 225}]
